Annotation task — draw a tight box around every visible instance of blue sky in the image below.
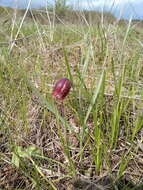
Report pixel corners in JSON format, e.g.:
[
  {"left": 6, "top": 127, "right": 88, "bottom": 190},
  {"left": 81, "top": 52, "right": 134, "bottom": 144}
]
[{"left": 0, "top": 0, "right": 143, "bottom": 19}]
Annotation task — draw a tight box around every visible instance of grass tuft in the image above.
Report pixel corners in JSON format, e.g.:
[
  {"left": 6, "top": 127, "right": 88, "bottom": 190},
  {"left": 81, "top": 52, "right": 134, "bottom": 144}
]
[{"left": 0, "top": 7, "right": 143, "bottom": 190}]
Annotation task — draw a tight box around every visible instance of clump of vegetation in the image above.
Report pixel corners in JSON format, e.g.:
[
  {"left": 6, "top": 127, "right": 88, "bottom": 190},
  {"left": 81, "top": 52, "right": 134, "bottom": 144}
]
[{"left": 0, "top": 4, "right": 143, "bottom": 190}]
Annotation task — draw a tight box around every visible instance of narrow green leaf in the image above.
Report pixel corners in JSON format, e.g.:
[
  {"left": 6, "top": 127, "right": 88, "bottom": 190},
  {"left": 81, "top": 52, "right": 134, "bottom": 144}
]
[
  {"left": 84, "top": 70, "right": 105, "bottom": 124},
  {"left": 12, "top": 153, "right": 20, "bottom": 168},
  {"left": 63, "top": 47, "right": 73, "bottom": 83}
]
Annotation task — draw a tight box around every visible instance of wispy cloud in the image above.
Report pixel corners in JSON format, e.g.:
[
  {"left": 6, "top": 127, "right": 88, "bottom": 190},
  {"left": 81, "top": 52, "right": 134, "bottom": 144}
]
[
  {"left": 70, "top": 0, "right": 143, "bottom": 19},
  {"left": 70, "top": 0, "right": 142, "bottom": 9}
]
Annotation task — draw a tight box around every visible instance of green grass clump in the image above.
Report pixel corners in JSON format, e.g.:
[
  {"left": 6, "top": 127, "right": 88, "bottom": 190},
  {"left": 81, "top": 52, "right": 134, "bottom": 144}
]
[{"left": 0, "top": 8, "right": 143, "bottom": 190}]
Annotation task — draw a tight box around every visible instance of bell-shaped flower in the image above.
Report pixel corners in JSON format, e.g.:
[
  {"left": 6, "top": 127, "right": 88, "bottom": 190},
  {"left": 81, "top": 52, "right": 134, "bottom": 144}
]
[{"left": 52, "top": 78, "right": 72, "bottom": 100}]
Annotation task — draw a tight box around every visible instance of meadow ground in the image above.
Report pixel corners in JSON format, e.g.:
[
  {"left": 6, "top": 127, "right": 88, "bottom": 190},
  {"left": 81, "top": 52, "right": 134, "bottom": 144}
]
[{"left": 0, "top": 8, "right": 143, "bottom": 190}]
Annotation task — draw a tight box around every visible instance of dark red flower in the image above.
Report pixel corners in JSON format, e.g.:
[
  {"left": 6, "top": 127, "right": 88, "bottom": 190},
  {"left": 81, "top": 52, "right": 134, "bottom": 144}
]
[{"left": 52, "top": 78, "right": 72, "bottom": 100}]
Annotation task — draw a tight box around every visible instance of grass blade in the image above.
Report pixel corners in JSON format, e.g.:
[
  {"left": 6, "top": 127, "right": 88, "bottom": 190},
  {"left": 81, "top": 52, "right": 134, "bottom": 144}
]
[{"left": 84, "top": 70, "right": 105, "bottom": 124}]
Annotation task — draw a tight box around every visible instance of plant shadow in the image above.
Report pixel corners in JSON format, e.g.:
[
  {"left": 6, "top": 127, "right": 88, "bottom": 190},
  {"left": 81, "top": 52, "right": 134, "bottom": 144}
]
[{"left": 73, "top": 176, "right": 143, "bottom": 190}]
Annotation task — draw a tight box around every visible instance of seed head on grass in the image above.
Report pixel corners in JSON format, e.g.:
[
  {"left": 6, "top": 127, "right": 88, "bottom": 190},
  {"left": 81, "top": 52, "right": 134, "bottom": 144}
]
[{"left": 52, "top": 78, "right": 72, "bottom": 100}]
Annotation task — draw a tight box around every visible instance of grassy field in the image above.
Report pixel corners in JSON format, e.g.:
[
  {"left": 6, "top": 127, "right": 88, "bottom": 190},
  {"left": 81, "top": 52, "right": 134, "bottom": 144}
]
[{"left": 0, "top": 7, "right": 143, "bottom": 190}]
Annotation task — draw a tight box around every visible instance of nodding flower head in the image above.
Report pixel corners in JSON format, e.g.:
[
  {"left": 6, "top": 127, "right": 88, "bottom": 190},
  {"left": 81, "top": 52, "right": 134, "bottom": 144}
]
[{"left": 52, "top": 78, "right": 72, "bottom": 100}]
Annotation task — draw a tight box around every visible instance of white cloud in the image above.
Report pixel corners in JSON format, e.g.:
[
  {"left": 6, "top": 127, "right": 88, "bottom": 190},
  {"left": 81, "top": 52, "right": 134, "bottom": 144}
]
[
  {"left": 68, "top": 0, "right": 143, "bottom": 19},
  {"left": 70, "top": 0, "right": 143, "bottom": 10}
]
